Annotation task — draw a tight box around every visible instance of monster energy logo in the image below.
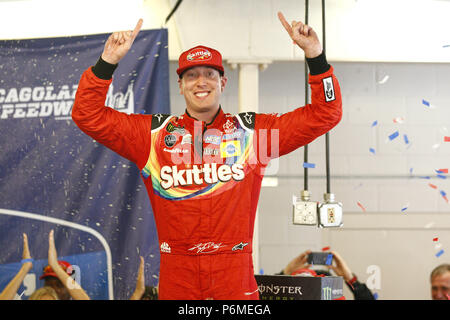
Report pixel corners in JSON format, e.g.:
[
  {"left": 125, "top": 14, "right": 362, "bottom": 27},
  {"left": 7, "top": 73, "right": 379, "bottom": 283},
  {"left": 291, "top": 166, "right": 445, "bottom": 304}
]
[{"left": 322, "top": 287, "right": 332, "bottom": 300}]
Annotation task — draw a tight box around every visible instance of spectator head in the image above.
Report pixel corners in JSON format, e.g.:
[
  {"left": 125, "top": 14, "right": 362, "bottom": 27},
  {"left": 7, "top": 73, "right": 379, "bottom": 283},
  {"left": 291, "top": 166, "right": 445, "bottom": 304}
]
[
  {"left": 40, "top": 260, "right": 74, "bottom": 300},
  {"left": 29, "top": 286, "right": 59, "bottom": 300},
  {"left": 430, "top": 263, "right": 450, "bottom": 300}
]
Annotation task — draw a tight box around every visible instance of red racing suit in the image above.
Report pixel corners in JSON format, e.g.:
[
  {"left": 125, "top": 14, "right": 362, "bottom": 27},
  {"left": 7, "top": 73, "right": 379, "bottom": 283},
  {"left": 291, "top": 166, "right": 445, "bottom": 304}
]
[{"left": 72, "top": 59, "right": 342, "bottom": 300}]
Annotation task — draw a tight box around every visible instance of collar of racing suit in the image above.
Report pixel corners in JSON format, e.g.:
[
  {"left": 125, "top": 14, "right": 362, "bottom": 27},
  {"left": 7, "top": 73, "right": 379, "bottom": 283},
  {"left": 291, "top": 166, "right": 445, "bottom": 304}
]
[{"left": 184, "top": 105, "right": 224, "bottom": 129}]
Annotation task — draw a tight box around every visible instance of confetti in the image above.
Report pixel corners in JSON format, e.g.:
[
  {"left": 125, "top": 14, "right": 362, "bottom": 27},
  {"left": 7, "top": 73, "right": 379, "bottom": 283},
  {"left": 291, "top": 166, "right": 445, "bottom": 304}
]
[
  {"left": 444, "top": 136, "right": 450, "bottom": 142},
  {"left": 322, "top": 246, "right": 330, "bottom": 252},
  {"left": 420, "top": 176, "right": 431, "bottom": 179},
  {"left": 429, "top": 183, "right": 437, "bottom": 189},
  {"left": 371, "top": 120, "right": 378, "bottom": 127},
  {"left": 425, "top": 221, "right": 435, "bottom": 229},
  {"left": 432, "top": 143, "right": 441, "bottom": 149},
  {"left": 409, "top": 168, "right": 414, "bottom": 174},
  {"left": 422, "top": 99, "right": 431, "bottom": 107},
  {"left": 403, "top": 134, "right": 409, "bottom": 144},
  {"left": 401, "top": 206, "right": 408, "bottom": 212},
  {"left": 378, "top": 75, "right": 389, "bottom": 84},
  {"left": 373, "top": 292, "right": 379, "bottom": 300},
  {"left": 435, "top": 249, "right": 444, "bottom": 258},
  {"left": 437, "top": 174, "right": 447, "bottom": 179},
  {"left": 393, "top": 117, "right": 404, "bottom": 124},
  {"left": 440, "top": 190, "right": 448, "bottom": 202},
  {"left": 369, "top": 148, "right": 376, "bottom": 154},
  {"left": 357, "top": 201, "right": 366, "bottom": 212},
  {"left": 303, "top": 162, "right": 316, "bottom": 169},
  {"left": 433, "top": 237, "right": 439, "bottom": 242},
  {"left": 437, "top": 169, "right": 448, "bottom": 174},
  {"left": 388, "top": 131, "right": 399, "bottom": 141}
]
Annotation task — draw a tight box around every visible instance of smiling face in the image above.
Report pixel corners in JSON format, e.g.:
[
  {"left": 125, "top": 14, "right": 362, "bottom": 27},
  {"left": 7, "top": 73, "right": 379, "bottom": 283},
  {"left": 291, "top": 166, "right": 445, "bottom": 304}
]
[
  {"left": 431, "top": 271, "right": 450, "bottom": 300},
  {"left": 178, "top": 66, "right": 227, "bottom": 120}
]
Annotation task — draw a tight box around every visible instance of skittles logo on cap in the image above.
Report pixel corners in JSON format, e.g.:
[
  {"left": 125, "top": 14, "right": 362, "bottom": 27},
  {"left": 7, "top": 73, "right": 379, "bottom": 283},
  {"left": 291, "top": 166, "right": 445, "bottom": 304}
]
[{"left": 187, "top": 48, "right": 212, "bottom": 62}]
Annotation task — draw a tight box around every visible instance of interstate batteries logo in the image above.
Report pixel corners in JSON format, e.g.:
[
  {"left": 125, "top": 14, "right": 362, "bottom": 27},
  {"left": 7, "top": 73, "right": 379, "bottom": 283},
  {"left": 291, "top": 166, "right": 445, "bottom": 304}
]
[{"left": 0, "top": 83, "right": 134, "bottom": 120}]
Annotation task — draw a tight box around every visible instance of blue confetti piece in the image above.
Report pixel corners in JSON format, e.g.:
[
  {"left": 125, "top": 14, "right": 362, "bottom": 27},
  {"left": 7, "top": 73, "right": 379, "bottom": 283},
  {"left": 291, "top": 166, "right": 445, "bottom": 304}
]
[
  {"left": 403, "top": 134, "right": 409, "bottom": 144},
  {"left": 419, "top": 176, "right": 430, "bottom": 179},
  {"left": 325, "top": 253, "right": 333, "bottom": 266},
  {"left": 437, "top": 174, "right": 447, "bottom": 179},
  {"left": 259, "top": 268, "right": 264, "bottom": 275},
  {"left": 440, "top": 190, "right": 447, "bottom": 197},
  {"left": 139, "top": 110, "right": 146, "bottom": 114},
  {"left": 436, "top": 249, "right": 444, "bottom": 258},
  {"left": 371, "top": 120, "right": 378, "bottom": 127},
  {"left": 389, "top": 131, "right": 399, "bottom": 141},
  {"left": 410, "top": 168, "right": 414, "bottom": 174},
  {"left": 422, "top": 99, "right": 430, "bottom": 107},
  {"left": 373, "top": 292, "right": 378, "bottom": 300},
  {"left": 303, "top": 162, "right": 316, "bottom": 169},
  {"left": 369, "top": 148, "right": 376, "bottom": 154},
  {"left": 401, "top": 207, "right": 408, "bottom": 212}
]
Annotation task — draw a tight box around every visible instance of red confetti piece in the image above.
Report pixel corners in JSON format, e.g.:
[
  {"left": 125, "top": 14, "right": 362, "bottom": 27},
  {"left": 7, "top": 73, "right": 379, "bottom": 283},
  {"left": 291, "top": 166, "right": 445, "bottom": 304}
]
[
  {"left": 445, "top": 136, "right": 450, "bottom": 142},
  {"left": 429, "top": 183, "right": 438, "bottom": 189},
  {"left": 357, "top": 201, "right": 366, "bottom": 212},
  {"left": 433, "top": 237, "right": 439, "bottom": 242},
  {"left": 322, "top": 246, "right": 330, "bottom": 252},
  {"left": 438, "top": 169, "right": 448, "bottom": 174}
]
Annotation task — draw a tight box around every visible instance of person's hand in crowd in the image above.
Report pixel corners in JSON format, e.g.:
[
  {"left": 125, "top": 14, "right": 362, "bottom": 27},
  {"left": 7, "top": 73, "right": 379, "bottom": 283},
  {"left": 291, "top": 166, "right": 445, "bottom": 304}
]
[
  {"left": 327, "top": 250, "right": 353, "bottom": 282},
  {"left": 0, "top": 233, "right": 33, "bottom": 300},
  {"left": 47, "top": 230, "right": 90, "bottom": 300},
  {"left": 130, "top": 256, "right": 146, "bottom": 300},
  {"left": 277, "top": 11, "right": 322, "bottom": 58},
  {"left": 21, "top": 233, "right": 33, "bottom": 271},
  {"left": 101, "top": 19, "right": 143, "bottom": 65},
  {"left": 282, "top": 250, "right": 312, "bottom": 275}
]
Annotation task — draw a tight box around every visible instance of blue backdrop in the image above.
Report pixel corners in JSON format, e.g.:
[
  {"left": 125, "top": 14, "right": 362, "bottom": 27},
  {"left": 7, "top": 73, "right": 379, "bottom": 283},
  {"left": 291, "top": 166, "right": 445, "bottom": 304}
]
[{"left": 0, "top": 29, "right": 169, "bottom": 300}]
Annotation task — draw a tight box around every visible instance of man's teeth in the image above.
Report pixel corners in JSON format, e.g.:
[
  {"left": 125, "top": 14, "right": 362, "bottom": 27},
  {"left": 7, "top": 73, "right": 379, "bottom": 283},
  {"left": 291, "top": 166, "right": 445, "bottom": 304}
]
[{"left": 195, "top": 92, "right": 208, "bottom": 97}]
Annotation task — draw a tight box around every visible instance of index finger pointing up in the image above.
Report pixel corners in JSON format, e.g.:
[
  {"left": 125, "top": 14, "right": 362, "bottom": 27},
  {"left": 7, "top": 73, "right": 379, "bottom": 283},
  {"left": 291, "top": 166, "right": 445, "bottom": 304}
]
[
  {"left": 131, "top": 18, "right": 143, "bottom": 41},
  {"left": 277, "top": 12, "right": 292, "bottom": 34}
]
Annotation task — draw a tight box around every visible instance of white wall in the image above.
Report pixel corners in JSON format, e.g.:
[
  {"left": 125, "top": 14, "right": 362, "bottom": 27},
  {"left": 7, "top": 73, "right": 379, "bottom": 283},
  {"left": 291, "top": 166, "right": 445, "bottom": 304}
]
[{"left": 2, "top": 0, "right": 450, "bottom": 62}]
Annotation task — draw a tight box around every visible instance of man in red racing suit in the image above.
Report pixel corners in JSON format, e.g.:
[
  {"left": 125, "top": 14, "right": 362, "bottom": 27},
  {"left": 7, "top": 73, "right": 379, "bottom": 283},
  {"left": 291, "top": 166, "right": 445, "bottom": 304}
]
[{"left": 72, "top": 14, "right": 342, "bottom": 300}]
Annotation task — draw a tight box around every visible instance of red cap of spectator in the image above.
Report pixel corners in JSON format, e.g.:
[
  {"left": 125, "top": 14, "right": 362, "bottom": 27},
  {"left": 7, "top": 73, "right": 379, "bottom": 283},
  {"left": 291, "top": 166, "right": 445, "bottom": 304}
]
[
  {"left": 40, "top": 260, "right": 74, "bottom": 280},
  {"left": 177, "top": 45, "right": 224, "bottom": 77}
]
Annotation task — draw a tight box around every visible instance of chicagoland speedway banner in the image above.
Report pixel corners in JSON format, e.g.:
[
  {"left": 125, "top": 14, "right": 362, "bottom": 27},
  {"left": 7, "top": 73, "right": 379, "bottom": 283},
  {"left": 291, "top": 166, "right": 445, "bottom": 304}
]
[{"left": 0, "top": 29, "right": 169, "bottom": 299}]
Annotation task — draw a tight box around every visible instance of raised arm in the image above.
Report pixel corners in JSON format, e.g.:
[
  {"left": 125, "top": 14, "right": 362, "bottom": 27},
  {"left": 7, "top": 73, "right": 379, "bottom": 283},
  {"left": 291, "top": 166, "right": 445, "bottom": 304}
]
[
  {"left": 0, "top": 234, "right": 33, "bottom": 300},
  {"left": 71, "top": 19, "right": 152, "bottom": 169},
  {"left": 47, "top": 230, "right": 90, "bottom": 300},
  {"left": 130, "top": 256, "right": 145, "bottom": 300}
]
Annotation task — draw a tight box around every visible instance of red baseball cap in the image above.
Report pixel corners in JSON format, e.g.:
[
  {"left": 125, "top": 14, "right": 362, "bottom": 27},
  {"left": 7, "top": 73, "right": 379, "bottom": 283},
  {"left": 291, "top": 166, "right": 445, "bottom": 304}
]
[
  {"left": 177, "top": 45, "right": 224, "bottom": 77},
  {"left": 40, "top": 260, "right": 74, "bottom": 280}
]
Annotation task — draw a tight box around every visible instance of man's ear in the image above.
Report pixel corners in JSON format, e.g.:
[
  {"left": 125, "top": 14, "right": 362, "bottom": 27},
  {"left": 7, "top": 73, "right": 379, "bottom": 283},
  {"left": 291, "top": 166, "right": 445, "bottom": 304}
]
[
  {"left": 178, "top": 78, "right": 183, "bottom": 95},
  {"left": 220, "top": 76, "right": 228, "bottom": 92}
]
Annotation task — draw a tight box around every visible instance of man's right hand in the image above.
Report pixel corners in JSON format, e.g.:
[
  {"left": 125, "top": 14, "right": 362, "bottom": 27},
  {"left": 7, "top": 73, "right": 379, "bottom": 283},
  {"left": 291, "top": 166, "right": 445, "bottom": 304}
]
[{"left": 101, "top": 19, "right": 143, "bottom": 65}]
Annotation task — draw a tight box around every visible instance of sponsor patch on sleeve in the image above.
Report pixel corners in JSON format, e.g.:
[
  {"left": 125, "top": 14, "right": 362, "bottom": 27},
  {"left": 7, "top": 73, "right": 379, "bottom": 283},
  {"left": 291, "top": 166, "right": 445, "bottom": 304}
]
[{"left": 322, "top": 76, "right": 336, "bottom": 102}]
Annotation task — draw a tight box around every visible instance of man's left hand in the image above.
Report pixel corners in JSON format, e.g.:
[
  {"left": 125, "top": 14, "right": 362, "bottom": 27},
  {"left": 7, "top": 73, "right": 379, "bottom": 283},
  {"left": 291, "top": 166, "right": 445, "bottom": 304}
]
[{"left": 278, "top": 11, "right": 322, "bottom": 58}]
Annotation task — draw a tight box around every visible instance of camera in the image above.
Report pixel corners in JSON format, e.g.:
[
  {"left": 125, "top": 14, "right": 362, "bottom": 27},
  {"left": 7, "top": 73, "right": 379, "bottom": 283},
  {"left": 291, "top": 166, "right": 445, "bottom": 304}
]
[{"left": 307, "top": 252, "right": 333, "bottom": 265}]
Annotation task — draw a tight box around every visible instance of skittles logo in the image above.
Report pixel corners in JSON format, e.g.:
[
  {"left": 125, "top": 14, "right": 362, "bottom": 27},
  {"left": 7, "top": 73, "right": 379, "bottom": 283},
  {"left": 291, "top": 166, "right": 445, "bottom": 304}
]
[{"left": 187, "top": 48, "right": 212, "bottom": 61}]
